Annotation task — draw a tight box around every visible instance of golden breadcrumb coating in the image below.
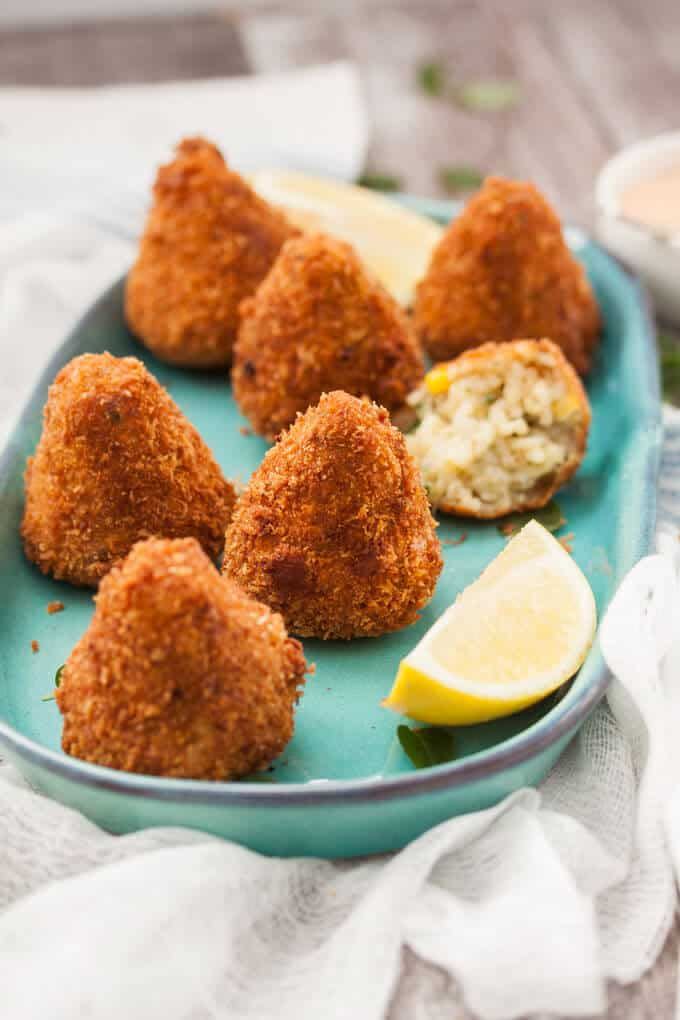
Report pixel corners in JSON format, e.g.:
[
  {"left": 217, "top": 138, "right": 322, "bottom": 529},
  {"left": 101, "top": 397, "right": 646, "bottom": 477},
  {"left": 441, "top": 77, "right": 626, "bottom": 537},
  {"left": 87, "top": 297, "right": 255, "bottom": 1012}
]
[
  {"left": 407, "top": 339, "right": 590, "bottom": 518},
  {"left": 223, "top": 390, "right": 442, "bottom": 639},
  {"left": 57, "top": 538, "right": 308, "bottom": 779},
  {"left": 232, "top": 233, "right": 425, "bottom": 439},
  {"left": 22, "top": 353, "right": 235, "bottom": 587},
  {"left": 414, "top": 177, "right": 601, "bottom": 374},
  {"left": 125, "top": 137, "right": 298, "bottom": 368}
]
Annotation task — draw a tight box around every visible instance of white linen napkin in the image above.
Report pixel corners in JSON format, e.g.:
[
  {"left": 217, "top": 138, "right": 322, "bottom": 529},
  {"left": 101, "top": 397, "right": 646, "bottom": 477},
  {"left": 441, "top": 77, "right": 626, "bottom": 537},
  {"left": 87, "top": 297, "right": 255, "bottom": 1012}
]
[
  {"left": 0, "top": 61, "right": 369, "bottom": 226},
  {"left": 1, "top": 67, "right": 679, "bottom": 1020}
]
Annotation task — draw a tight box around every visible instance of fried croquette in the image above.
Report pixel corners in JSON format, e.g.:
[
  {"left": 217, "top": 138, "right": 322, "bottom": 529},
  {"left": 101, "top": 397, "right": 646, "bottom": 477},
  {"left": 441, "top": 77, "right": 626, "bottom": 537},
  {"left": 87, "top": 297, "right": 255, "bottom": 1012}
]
[
  {"left": 125, "top": 137, "right": 298, "bottom": 368},
  {"left": 414, "top": 177, "right": 601, "bottom": 374},
  {"left": 223, "top": 390, "right": 442, "bottom": 639},
  {"left": 22, "top": 353, "right": 235, "bottom": 587},
  {"left": 57, "top": 538, "right": 308, "bottom": 779},
  {"left": 406, "top": 339, "right": 590, "bottom": 518},
  {"left": 232, "top": 233, "right": 425, "bottom": 439}
]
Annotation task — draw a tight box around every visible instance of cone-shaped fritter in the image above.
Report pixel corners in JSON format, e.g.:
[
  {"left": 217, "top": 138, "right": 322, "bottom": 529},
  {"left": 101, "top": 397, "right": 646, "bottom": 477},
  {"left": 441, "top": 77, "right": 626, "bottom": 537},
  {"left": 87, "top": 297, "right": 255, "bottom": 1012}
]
[
  {"left": 125, "top": 137, "right": 298, "bottom": 368},
  {"left": 232, "top": 233, "right": 425, "bottom": 439},
  {"left": 414, "top": 177, "right": 601, "bottom": 374},
  {"left": 57, "top": 538, "right": 308, "bottom": 779},
  {"left": 22, "top": 353, "right": 235, "bottom": 587},
  {"left": 223, "top": 391, "right": 442, "bottom": 639}
]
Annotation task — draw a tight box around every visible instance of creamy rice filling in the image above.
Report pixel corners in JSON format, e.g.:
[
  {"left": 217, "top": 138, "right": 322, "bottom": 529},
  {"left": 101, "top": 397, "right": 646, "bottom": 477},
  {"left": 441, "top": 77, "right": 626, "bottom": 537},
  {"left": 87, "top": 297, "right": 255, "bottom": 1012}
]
[{"left": 407, "top": 355, "right": 576, "bottom": 513}]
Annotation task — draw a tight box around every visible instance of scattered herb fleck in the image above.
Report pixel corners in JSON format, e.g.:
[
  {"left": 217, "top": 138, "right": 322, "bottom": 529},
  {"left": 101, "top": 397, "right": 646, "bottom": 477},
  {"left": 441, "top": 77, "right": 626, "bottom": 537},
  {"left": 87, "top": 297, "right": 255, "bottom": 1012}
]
[
  {"left": 439, "top": 165, "right": 484, "bottom": 193},
  {"left": 47, "top": 600, "right": 64, "bottom": 615},
  {"left": 454, "top": 79, "right": 522, "bottom": 113},
  {"left": 30, "top": 640, "right": 39, "bottom": 654},
  {"left": 659, "top": 333, "right": 680, "bottom": 405},
  {"left": 41, "top": 664, "right": 64, "bottom": 702},
  {"left": 417, "top": 59, "right": 521, "bottom": 113},
  {"left": 397, "top": 724, "right": 457, "bottom": 768},
  {"left": 497, "top": 500, "right": 565, "bottom": 538},
  {"left": 417, "top": 60, "right": 446, "bottom": 96},
  {"left": 357, "top": 172, "right": 402, "bottom": 192}
]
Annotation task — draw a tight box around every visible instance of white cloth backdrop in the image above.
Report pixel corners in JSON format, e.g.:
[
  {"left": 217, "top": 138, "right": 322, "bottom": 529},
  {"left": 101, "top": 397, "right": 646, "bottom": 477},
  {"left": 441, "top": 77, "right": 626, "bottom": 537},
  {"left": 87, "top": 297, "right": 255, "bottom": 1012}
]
[{"left": 1, "top": 65, "right": 680, "bottom": 1020}]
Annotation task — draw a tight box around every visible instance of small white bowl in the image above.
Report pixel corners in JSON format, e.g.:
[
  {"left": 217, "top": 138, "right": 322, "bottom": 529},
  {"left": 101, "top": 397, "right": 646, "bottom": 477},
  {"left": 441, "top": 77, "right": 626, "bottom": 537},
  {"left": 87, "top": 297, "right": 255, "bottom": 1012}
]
[{"left": 596, "top": 132, "right": 680, "bottom": 325}]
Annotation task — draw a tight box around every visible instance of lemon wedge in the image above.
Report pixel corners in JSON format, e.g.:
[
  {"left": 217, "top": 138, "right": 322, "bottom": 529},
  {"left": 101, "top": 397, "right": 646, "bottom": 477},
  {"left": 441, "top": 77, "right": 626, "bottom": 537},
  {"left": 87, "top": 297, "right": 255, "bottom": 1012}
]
[
  {"left": 384, "top": 520, "right": 596, "bottom": 725},
  {"left": 250, "top": 170, "right": 443, "bottom": 306}
]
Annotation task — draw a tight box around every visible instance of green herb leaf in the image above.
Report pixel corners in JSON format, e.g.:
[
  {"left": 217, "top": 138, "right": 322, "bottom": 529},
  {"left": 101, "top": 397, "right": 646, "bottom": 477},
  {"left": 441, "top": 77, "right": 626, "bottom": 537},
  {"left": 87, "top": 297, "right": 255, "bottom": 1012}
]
[
  {"left": 455, "top": 79, "right": 521, "bottom": 113},
  {"left": 357, "top": 172, "right": 402, "bottom": 193},
  {"left": 497, "top": 499, "right": 565, "bottom": 538},
  {"left": 418, "top": 61, "right": 447, "bottom": 97},
  {"left": 41, "top": 664, "right": 64, "bottom": 702},
  {"left": 439, "top": 165, "right": 484, "bottom": 193},
  {"left": 397, "top": 724, "right": 457, "bottom": 768},
  {"left": 659, "top": 333, "right": 680, "bottom": 405}
]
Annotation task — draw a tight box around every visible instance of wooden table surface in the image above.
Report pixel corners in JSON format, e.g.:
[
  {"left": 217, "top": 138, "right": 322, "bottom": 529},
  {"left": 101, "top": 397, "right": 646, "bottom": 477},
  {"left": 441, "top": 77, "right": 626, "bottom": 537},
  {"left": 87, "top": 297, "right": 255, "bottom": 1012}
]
[{"left": 2, "top": 1, "right": 678, "bottom": 1016}]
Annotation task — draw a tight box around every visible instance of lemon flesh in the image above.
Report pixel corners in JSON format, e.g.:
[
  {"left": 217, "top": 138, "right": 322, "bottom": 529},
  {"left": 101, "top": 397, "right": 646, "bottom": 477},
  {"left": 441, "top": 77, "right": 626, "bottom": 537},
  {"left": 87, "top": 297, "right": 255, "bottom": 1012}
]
[
  {"left": 384, "top": 520, "right": 596, "bottom": 725},
  {"left": 250, "top": 170, "right": 443, "bottom": 307}
]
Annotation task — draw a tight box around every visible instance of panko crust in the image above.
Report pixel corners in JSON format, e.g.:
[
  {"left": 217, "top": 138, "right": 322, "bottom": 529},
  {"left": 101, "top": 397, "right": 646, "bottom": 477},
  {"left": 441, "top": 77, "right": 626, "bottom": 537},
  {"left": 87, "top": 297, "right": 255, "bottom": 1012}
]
[
  {"left": 232, "top": 233, "right": 425, "bottom": 439},
  {"left": 125, "top": 137, "right": 298, "bottom": 368},
  {"left": 414, "top": 177, "right": 601, "bottom": 375},
  {"left": 57, "top": 538, "right": 308, "bottom": 780},
  {"left": 22, "top": 353, "right": 236, "bottom": 587},
  {"left": 423, "top": 339, "right": 590, "bottom": 519},
  {"left": 223, "top": 390, "right": 443, "bottom": 639}
]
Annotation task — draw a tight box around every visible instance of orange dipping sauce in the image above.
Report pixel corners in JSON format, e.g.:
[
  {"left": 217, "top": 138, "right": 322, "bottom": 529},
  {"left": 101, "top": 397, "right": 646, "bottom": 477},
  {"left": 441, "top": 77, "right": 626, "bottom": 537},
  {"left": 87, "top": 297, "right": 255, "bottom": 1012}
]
[{"left": 619, "top": 164, "right": 680, "bottom": 234}]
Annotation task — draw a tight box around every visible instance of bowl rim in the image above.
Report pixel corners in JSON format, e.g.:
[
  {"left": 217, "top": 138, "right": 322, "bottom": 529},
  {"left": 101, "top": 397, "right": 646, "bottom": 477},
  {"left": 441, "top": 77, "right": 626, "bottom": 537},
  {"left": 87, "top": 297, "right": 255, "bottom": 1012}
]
[{"left": 0, "top": 196, "right": 662, "bottom": 808}]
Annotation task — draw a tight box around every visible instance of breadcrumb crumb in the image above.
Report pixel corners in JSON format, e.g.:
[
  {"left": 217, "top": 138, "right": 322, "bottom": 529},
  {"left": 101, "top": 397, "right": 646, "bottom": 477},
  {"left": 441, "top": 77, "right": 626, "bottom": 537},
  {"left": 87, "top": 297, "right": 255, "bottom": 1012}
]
[
  {"left": 558, "top": 532, "right": 575, "bottom": 553},
  {"left": 442, "top": 533, "right": 468, "bottom": 547}
]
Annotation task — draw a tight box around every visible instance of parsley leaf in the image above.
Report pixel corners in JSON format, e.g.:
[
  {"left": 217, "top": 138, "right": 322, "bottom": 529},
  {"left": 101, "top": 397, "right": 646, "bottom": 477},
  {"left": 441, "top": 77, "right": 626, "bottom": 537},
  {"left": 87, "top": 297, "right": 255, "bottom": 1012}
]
[
  {"left": 397, "top": 724, "right": 457, "bottom": 768},
  {"left": 659, "top": 333, "right": 680, "bottom": 405},
  {"left": 357, "top": 172, "right": 402, "bottom": 192},
  {"left": 41, "top": 664, "right": 65, "bottom": 702},
  {"left": 455, "top": 79, "right": 521, "bottom": 113},
  {"left": 418, "top": 61, "right": 446, "bottom": 96},
  {"left": 439, "top": 165, "right": 484, "bottom": 193}
]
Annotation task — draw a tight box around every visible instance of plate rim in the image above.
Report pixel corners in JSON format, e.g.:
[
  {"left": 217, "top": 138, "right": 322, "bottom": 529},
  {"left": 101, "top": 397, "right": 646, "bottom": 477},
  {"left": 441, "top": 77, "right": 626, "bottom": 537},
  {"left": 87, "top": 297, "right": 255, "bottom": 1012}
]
[{"left": 0, "top": 197, "right": 663, "bottom": 808}]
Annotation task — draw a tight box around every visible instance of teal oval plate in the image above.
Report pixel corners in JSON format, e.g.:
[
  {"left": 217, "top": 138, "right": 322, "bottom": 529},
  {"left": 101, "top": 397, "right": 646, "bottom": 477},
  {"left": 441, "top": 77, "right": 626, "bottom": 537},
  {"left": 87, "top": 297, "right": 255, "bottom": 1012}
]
[{"left": 0, "top": 198, "right": 662, "bottom": 858}]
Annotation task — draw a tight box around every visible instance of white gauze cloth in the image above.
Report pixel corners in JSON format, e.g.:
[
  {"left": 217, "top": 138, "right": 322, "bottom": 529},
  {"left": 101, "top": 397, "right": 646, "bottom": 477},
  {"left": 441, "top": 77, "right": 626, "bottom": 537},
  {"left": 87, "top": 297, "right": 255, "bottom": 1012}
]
[{"left": 1, "top": 69, "right": 680, "bottom": 1020}]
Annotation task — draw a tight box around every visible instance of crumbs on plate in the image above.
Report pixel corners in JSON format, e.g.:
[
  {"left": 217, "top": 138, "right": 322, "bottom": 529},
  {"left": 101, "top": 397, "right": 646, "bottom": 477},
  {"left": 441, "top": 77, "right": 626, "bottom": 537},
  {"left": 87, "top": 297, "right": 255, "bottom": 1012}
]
[
  {"left": 558, "top": 533, "right": 575, "bottom": 554},
  {"left": 47, "top": 601, "right": 65, "bottom": 615},
  {"left": 442, "top": 533, "right": 468, "bottom": 547},
  {"left": 31, "top": 640, "right": 40, "bottom": 654}
]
